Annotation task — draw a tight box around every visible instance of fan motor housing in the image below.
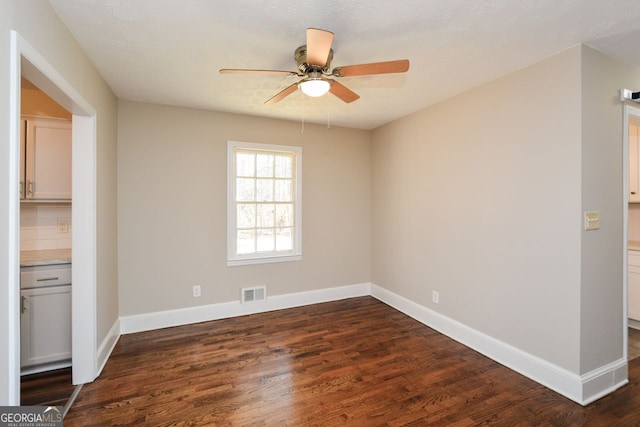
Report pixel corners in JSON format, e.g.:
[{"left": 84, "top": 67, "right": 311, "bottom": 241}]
[{"left": 295, "top": 45, "right": 333, "bottom": 73}]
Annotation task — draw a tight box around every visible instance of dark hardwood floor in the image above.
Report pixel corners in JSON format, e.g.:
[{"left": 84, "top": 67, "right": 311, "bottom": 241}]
[
  {"left": 63, "top": 297, "right": 640, "bottom": 426},
  {"left": 630, "top": 327, "right": 640, "bottom": 360},
  {"left": 21, "top": 367, "right": 74, "bottom": 407}
]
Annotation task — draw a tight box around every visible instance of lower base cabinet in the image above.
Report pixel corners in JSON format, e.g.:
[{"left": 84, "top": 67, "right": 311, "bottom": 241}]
[
  {"left": 629, "top": 250, "right": 640, "bottom": 321},
  {"left": 20, "top": 285, "right": 72, "bottom": 368}
]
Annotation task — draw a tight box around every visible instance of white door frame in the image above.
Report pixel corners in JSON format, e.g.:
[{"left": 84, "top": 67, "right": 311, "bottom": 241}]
[
  {"left": 623, "top": 104, "right": 640, "bottom": 362},
  {"left": 7, "top": 31, "right": 98, "bottom": 404}
]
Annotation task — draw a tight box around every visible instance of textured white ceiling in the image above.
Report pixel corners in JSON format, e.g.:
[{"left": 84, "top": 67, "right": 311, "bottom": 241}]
[{"left": 48, "top": 0, "right": 640, "bottom": 130}]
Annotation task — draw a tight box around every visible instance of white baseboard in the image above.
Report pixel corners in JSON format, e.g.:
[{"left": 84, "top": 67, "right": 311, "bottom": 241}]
[
  {"left": 112, "top": 282, "right": 626, "bottom": 406},
  {"left": 580, "top": 358, "right": 628, "bottom": 405},
  {"left": 96, "top": 317, "right": 120, "bottom": 378},
  {"left": 370, "top": 284, "right": 627, "bottom": 406},
  {"left": 120, "top": 283, "right": 371, "bottom": 335},
  {"left": 21, "top": 360, "right": 71, "bottom": 376}
]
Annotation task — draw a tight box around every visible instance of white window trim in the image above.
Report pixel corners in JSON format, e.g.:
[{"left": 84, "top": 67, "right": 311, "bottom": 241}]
[{"left": 227, "top": 141, "right": 302, "bottom": 267}]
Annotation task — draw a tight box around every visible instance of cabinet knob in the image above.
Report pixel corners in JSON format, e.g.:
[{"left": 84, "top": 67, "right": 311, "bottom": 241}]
[{"left": 633, "top": 192, "right": 637, "bottom": 195}]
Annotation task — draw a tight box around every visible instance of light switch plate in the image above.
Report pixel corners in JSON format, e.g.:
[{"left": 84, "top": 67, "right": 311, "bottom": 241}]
[{"left": 584, "top": 211, "right": 600, "bottom": 231}]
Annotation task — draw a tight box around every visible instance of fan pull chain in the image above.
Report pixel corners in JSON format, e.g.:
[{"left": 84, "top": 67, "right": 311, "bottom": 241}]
[
  {"left": 326, "top": 94, "right": 332, "bottom": 130},
  {"left": 300, "top": 114, "right": 305, "bottom": 134}
]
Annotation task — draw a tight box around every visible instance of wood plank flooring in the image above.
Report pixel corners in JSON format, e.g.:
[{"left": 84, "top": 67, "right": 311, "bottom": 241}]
[
  {"left": 21, "top": 367, "right": 74, "bottom": 407},
  {"left": 630, "top": 327, "right": 640, "bottom": 360},
  {"left": 64, "top": 297, "right": 640, "bottom": 426}
]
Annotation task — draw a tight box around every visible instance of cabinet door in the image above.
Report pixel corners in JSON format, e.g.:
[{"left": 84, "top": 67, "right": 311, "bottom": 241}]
[
  {"left": 627, "top": 266, "right": 640, "bottom": 321},
  {"left": 629, "top": 265, "right": 640, "bottom": 321},
  {"left": 19, "top": 119, "right": 26, "bottom": 199},
  {"left": 20, "top": 285, "right": 72, "bottom": 368},
  {"left": 25, "top": 118, "right": 72, "bottom": 200},
  {"left": 630, "top": 124, "right": 640, "bottom": 203}
]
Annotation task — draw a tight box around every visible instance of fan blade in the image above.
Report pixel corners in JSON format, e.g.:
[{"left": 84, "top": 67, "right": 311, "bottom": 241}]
[
  {"left": 329, "top": 80, "right": 360, "bottom": 103},
  {"left": 332, "top": 59, "right": 410, "bottom": 77},
  {"left": 220, "top": 69, "right": 300, "bottom": 76},
  {"left": 265, "top": 83, "right": 299, "bottom": 105},
  {"left": 306, "top": 28, "right": 334, "bottom": 67}
]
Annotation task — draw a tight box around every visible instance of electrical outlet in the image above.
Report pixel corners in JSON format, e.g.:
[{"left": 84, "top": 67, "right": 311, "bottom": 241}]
[
  {"left": 432, "top": 290, "right": 440, "bottom": 304},
  {"left": 57, "top": 219, "right": 69, "bottom": 234},
  {"left": 192, "top": 285, "right": 201, "bottom": 298}
]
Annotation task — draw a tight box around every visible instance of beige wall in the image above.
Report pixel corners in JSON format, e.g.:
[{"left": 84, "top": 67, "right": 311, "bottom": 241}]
[
  {"left": 117, "top": 101, "right": 371, "bottom": 315},
  {"left": 579, "top": 45, "right": 640, "bottom": 373},
  {"left": 0, "top": 0, "right": 118, "bottom": 403},
  {"left": 371, "top": 46, "right": 584, "bottom": 372},
  {"left": 371, "top": 44, "right": 640, "bottom": 376}
]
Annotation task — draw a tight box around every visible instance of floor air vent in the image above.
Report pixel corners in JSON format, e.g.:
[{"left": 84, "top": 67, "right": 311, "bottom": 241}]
[{"left": 241, "top": 286, "right": 266, "bottom": 303}]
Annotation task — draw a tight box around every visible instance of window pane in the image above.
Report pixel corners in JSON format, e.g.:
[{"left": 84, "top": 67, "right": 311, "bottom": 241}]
[
  {"left": 237, "top": 204, "right": 256, "bottom": 228},
  {"left": 256, "top": 179, "right": 274, "bottom": 201},
  {"left": 276, "top": 204, "right": 293, "bottom": 227},
  {"left": 275, "top": 155, "right": 292, "bottom": 178},
  {"left": 237, "top": 230, "right": 255, "bottom": 254},
  {"left": 276, "top": 227, "right": 293, "bottom": 251},
  {"left": 257, "top": 229, "right": 275, "bottom": 252},
  {"left": 256, "top": 154, "right": 274, "bottom": 177},
  {"left": 257, "top": 204, "right": 275, "bottom": 227},
  {"left": 237, "top": 152, "right": 255, "bottom": 177},
  {"left": 275, "top": 180, "right": 292, "bottom": 202},
  {"left": 228, "top": 142, "right": 301, "bottom": 265},
  {"left": 237, "top": 178, "right": 255, "bottom": 202}
]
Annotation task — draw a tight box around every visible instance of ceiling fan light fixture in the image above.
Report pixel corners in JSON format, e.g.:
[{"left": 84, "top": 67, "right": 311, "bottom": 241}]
[
  {"left": 299, "top": 78, "right": 330, "bottom": 97},
  {"left": 220, "top": 29, "right": 409, "bottom": 105}
]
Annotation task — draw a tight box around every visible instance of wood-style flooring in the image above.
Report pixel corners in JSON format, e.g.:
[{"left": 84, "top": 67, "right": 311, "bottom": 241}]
[
  {"left": 59, "top": 297, "right": 640, "bottom": 425},
  {"left": 21, "top": 367, "right": 74, "bottom": 407},
  {"left": 630, "top": 327, "right": 640, "bottom": 360}
]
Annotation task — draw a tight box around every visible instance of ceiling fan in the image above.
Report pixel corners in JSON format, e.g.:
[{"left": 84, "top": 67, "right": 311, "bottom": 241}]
[{"left": 219, "top": 28, "right": 410, "bottom": 105}]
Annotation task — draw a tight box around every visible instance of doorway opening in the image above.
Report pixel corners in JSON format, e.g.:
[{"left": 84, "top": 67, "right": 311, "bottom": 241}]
[
  {"left": 624, "top": 104, "right": 640, "bottom": 361},
  {"left": 18, "top": 76, "right": 74, "bottom": 408},
  {"left": 7, "top": 31, "right": 97, "bottom": 406}
]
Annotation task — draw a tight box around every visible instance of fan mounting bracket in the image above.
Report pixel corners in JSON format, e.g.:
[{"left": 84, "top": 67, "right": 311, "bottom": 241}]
[{"left": 294, "top": 45, "right": 333, "bottom": 74}]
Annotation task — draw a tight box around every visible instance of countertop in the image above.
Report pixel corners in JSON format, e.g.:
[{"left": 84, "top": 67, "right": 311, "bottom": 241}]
[{"left": 20, "top": 249, "right": 72, "bottom": 267}]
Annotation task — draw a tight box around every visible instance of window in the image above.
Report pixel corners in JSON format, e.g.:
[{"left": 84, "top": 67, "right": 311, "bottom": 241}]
[{"left": 227, "top": 141, "right": 302, "bottom": 266}]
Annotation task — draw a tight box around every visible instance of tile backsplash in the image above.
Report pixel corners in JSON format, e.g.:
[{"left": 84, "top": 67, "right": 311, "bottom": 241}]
[{"left": 20, "top": 203, "right": 72, "bottom": 251}]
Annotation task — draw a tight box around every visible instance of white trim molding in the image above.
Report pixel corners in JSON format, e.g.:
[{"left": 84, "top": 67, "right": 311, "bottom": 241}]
[
  {"left": 226, "top": 141, "right": 303, "bottom": 267},
  {"left": 97, "top": 318, "right": 121, "bottom": 377},
  {"left": 115, "top": 282, "right": 627, "bottom": 406},
  {"left": 120, "top": 283, "right": 371, "bottom": 334},
  {"left": 369, "top": 284, "right": 628, "bottom": 406},
  {"left": 5, "top": 30, "right": 99, "bottom": 404}
]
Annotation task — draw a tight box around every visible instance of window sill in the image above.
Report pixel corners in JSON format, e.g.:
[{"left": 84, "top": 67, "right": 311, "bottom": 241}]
[{"left": 227, "top": 254, "right": 302, "bottom": 267}]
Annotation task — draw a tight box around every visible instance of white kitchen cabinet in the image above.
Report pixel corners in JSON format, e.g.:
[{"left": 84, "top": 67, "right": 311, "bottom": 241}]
[
  {"left": 629, "top": 124, "right": 640, "bottom": 203},
  {"left": 22, "top": 117, "right": 72, "bottom": 200},
  {"left": 20, "top": 285, "right": 72, "bottom": 368},
  {"left": 629, "top": 250, "right": 640, "bottom": 321},
  {"left": 19, "top": 118, "right": 26, "bottom": 199}
]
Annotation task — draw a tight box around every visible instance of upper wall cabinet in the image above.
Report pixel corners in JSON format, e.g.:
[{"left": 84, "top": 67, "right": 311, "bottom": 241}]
[
  {"left": 19, "top": 118, "right": 26, "bottom": 199},
  {"left": 21, "top": 117, "right": 72, "bottom": 201},
  {"left": 630, "top": 124, "right": 640, "bottom": 203}
]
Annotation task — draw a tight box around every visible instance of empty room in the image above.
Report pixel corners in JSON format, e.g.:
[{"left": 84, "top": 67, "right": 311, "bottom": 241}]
[{"left": 2, "top": 0, "right": 640, "bottom": 425}]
